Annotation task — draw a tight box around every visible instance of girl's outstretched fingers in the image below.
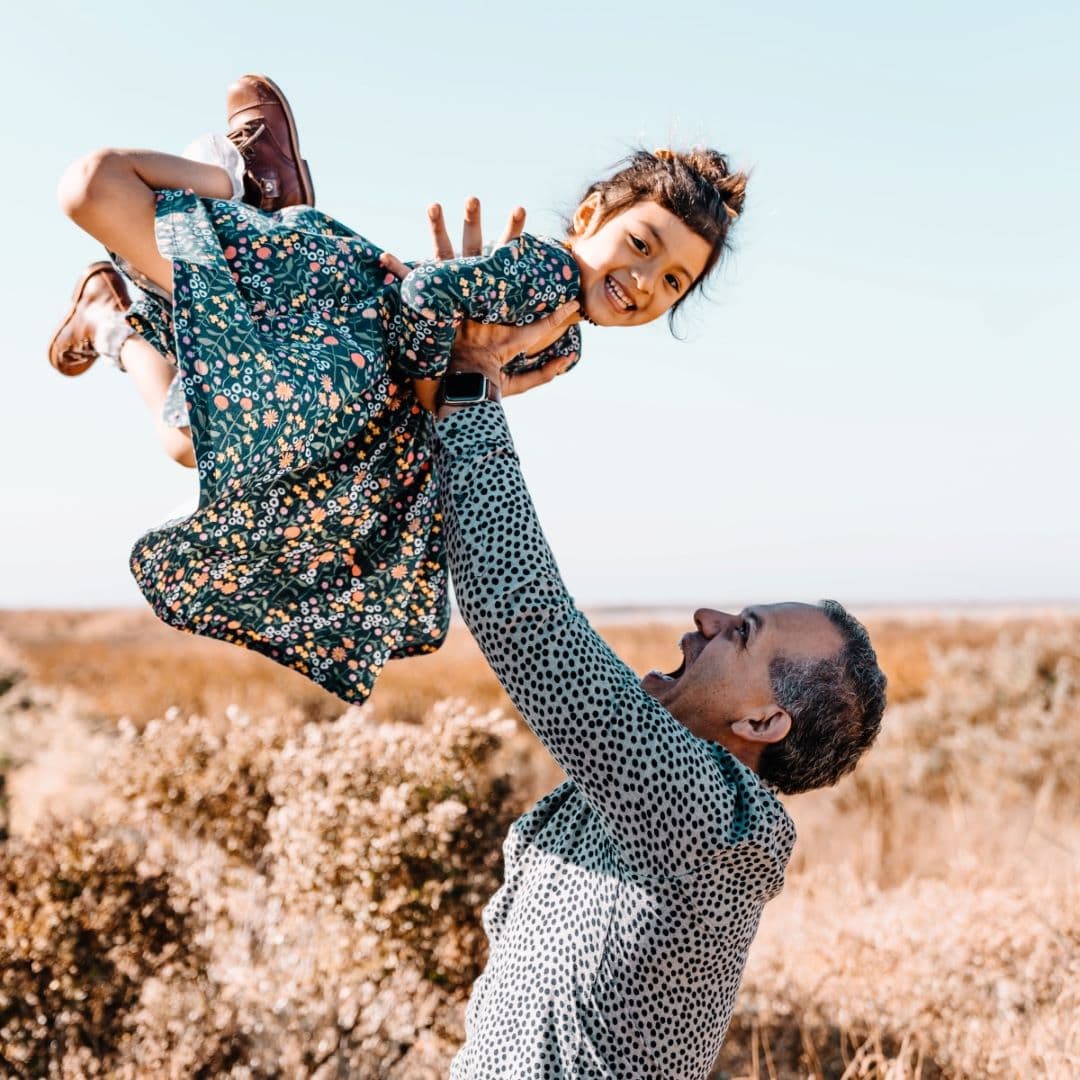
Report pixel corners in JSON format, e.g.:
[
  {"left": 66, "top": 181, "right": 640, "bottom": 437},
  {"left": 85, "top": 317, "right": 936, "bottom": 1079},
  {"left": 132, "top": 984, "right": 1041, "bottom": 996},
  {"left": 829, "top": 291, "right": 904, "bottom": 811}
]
[
  {"left": 428, "top": 203, "right": 454, "bottom": 259},
  {"left": 462, "top": 196, "right": 482, "bottom": 257},
  {"left": 497, "top": 206, "right": 527, "bottom": 247}
]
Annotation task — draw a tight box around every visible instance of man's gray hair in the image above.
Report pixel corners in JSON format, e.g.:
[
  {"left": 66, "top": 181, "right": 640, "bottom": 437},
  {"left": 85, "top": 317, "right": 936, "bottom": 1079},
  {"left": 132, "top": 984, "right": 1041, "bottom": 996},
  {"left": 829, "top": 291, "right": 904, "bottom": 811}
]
[{"left": 757, "top": 600, "right": 887, "bottom": 795}]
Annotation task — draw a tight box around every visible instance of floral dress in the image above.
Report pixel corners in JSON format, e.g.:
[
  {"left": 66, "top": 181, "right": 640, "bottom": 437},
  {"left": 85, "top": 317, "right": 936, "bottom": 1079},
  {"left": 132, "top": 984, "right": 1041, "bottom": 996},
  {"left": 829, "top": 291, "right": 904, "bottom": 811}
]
[{"left": 125, "top": 189, "right": 581, "bottom": 702}]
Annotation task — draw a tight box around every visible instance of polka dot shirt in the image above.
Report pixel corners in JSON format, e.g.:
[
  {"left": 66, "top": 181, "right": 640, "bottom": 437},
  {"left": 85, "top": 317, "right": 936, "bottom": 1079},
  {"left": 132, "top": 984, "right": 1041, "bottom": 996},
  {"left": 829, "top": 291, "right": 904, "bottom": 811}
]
[{"left": 436, "top": 404, "right": 796, "bottom": 1079}]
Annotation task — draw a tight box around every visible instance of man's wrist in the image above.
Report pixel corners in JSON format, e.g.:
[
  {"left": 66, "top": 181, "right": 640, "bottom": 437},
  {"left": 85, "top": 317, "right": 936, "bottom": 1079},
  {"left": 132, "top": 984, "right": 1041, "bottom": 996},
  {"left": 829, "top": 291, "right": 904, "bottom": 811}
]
[
  {"left": 436, "top": 369, "right": 502, "bottom": 415},
  {"left": 436, "top": 396, "right": 501, "bottom": 421}
]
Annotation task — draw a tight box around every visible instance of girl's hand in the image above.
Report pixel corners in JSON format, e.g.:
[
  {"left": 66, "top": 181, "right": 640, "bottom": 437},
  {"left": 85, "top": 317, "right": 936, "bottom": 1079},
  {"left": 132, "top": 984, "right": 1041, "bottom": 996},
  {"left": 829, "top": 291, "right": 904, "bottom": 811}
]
[
  {"left": 378, "top": 198, "right": 528, "bottom": 279},
  {"left": 430, "top": 197, "right": 528, "bottom": 259}
]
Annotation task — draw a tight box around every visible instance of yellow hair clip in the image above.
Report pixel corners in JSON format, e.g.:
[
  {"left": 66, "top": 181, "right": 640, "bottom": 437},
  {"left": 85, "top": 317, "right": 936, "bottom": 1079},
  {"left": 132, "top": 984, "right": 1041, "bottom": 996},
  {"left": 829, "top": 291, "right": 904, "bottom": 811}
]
[{"left": 653, "top": 148, "right": 675, "bottom": 162}]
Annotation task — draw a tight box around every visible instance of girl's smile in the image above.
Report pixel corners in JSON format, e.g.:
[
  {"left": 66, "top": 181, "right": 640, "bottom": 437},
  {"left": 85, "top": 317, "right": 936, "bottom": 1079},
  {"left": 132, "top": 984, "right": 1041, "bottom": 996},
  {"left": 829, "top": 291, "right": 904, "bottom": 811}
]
[{"left": 568, "top": 198, "right": 713, "bottom": 327}]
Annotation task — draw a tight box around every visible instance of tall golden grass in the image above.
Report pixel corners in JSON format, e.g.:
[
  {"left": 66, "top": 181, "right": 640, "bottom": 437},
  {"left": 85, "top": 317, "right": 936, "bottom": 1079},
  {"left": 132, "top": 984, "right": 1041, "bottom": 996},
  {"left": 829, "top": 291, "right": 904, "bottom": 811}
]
[{"left": 0, "top": 608, "right": 1076, "bottom": 1078}]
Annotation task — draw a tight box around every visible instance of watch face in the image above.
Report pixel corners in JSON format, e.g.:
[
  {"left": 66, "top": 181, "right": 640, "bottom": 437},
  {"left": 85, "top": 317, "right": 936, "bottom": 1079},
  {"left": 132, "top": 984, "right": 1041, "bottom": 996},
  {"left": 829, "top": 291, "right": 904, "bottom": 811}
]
[{"left": 443, "top": 372, "right": 488, "bottom": 403}]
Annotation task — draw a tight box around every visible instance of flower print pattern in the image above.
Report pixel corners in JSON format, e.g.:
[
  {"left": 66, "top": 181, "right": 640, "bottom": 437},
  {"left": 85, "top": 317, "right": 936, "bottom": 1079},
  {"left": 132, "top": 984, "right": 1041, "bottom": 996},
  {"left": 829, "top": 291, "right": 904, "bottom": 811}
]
[
  {"left": 122, "top": 189, "right": 582, "bottom": 702},
  {"left": 399, "top": 235, "right": 581, "bottom": 379}
]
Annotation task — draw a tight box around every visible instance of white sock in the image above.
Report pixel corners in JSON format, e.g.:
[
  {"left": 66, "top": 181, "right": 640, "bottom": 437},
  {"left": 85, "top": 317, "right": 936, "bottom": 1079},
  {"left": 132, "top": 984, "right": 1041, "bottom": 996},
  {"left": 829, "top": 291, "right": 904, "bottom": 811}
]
[
  {"left": 182, "top": 133, "right": 246, "bottom": 201},
  {"left": 92, "top": 308, "right": 134, "bottom": 369}
]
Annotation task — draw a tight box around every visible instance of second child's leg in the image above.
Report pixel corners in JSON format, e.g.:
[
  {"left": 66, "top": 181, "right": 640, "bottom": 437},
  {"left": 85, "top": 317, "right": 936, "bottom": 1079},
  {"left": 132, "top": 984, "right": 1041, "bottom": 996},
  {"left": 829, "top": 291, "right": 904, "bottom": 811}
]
[{"left": 57, "top": 149, "right": 236, "bottom": 295}]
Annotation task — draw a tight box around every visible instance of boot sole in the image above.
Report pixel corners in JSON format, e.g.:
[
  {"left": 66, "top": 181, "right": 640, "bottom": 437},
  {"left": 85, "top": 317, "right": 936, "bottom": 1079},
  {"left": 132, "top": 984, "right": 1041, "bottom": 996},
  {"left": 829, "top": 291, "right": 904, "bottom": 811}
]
[{"left": 48, "top": 261, "right": 117, "bottom": 377}]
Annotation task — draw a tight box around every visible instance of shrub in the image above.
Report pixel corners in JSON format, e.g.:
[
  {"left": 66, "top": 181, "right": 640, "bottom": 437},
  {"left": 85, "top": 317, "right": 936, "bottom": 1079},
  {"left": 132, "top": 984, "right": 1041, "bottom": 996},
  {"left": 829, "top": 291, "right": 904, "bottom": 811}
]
[
  {"left": 0, "top": 818, "right": 201, "bottom": 1077},
  {"left": 265, "top": 700, "right": 523, "bottom": 990},
  {"left": 114, "top": 707, "right": 299, "bottom": 866}
]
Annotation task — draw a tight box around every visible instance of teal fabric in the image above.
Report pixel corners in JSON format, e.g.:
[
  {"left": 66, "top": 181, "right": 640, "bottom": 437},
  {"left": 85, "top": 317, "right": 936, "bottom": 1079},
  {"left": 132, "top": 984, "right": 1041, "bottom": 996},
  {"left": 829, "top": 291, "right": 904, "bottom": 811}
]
[{"left": 125, "top": 189, "right": 580, "bottom": 701}]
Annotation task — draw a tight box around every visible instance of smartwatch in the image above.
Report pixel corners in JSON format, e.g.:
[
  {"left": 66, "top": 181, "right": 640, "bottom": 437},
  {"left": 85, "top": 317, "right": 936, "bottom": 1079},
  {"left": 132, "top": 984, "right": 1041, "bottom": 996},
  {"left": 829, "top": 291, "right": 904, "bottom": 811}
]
[{"left": 437, "top": 371, "right": 497, "bottom": 408}]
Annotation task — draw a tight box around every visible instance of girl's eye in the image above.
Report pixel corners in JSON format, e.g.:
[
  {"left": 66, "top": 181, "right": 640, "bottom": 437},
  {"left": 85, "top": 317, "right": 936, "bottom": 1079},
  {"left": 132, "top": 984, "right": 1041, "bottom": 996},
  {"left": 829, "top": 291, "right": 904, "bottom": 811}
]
[
  {"left": 738, "top": 621, "right": 750, "bottom": 646},
  {"left": 665, "top": 273, "right": 682, "bottom": 292},
  {"left": 630, "top": 234, "right": 648, "bottom": 253}
]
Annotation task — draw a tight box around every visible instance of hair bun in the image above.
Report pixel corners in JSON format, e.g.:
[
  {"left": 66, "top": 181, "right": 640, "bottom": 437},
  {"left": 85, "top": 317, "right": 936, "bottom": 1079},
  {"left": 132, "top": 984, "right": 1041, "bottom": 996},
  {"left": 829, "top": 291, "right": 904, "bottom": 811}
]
[{"left": 677, "top": 148, "right": 747, "bottom": 218}]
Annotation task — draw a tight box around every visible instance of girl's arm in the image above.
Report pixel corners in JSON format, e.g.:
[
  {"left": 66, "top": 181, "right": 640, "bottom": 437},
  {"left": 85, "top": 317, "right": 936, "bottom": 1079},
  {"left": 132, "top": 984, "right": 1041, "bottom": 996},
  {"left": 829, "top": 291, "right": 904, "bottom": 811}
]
[
  {"left": 397, "top": 233, "right": 581, "bottom": 380},
  {"left": 59, "top": 148, "right": 236, "bottom": 297}
]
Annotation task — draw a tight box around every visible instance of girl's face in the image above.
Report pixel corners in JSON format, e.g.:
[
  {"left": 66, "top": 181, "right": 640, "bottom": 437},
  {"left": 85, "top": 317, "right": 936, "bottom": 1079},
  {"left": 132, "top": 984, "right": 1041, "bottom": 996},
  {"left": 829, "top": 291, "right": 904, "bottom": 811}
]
[{"left": 568, "top": 197, "right": 713, "bottom": 327}]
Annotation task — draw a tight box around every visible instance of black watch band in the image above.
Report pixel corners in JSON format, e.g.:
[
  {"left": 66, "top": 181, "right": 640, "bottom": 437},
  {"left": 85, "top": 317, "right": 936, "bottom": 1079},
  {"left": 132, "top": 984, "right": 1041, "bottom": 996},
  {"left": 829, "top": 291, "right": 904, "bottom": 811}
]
[{"left": 437, "top": 371, "right": 498, "bottom": 409}]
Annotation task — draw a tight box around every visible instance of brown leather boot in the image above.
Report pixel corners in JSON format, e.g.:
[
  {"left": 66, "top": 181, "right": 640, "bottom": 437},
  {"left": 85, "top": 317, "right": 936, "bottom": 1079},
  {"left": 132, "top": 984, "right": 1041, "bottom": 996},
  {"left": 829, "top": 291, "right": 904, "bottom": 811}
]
[
  {"left": 48, "top": 262, "right": 132, "bottom": 377},
  {"left": 226, "top": 74, "right": 315, "bottom": 211}
]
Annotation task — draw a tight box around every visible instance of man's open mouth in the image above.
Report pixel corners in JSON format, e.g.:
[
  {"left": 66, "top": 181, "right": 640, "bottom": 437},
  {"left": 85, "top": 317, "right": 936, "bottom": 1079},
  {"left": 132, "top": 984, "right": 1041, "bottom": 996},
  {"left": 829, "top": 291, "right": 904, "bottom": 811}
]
[
  {"left": 604, "top": 274, "right": 636, "bottom": 315},
  {"left": 648, "top": 638, "right": 689, "bottom": 683}
]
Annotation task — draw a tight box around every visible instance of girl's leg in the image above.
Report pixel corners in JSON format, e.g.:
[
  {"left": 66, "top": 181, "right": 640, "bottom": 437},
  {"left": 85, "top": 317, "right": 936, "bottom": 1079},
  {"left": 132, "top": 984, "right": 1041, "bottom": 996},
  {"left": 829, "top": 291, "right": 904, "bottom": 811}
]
[
  {"left": 57, "top": 149, "right": 237, "bottom": 295},
  {"left": 118, "top": 335, "right": 196, "bottom": 468}
]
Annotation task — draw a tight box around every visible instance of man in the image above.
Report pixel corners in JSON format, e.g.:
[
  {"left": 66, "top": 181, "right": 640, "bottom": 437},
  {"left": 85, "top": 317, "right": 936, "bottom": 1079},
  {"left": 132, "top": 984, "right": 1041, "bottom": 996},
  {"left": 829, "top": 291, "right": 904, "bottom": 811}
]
[
  {"left": 52, "top": 75, "right": 887, "bottom": 1079},
  {"left": 404, "top": 278, "right": 887, "bottom": 1077}
]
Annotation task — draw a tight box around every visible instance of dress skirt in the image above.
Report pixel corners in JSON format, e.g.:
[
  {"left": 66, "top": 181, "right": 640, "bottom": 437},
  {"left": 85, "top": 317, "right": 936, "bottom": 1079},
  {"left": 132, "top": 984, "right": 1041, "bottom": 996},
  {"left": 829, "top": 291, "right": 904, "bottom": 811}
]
[{"left": 124, "top": 189, "right": 448, "bottom": 702}]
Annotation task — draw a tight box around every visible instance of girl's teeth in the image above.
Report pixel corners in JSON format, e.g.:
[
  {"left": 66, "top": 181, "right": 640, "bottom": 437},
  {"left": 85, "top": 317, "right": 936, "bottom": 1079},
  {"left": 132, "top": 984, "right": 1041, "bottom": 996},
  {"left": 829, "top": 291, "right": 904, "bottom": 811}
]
[{"left": 607, "top": 277, "right": 631, "bottom": 310}]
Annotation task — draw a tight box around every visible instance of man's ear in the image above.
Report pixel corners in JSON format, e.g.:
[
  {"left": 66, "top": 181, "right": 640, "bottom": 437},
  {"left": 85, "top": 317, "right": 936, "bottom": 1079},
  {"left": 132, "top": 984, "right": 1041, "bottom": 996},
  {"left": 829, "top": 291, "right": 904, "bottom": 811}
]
[
  {"left": 731, "top": 708, "right": 791, "bottom": 745},
  {"left": 571, "top": 192, "right": 602, "bottom": 237}
]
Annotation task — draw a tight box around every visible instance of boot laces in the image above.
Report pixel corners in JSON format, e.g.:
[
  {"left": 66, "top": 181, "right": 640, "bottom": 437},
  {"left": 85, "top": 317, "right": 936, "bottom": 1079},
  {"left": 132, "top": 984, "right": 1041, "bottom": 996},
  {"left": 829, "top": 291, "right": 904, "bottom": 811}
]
[{"left": 228, "top": 120, "right": 267, "bottom": 157}]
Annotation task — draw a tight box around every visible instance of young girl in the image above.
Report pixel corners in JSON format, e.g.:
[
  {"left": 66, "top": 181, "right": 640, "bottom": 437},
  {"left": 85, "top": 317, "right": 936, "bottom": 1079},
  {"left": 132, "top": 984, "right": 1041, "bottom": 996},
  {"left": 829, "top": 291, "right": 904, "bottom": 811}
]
[{"left": 56, "top": 137, "right": 746, "bottom": 702}]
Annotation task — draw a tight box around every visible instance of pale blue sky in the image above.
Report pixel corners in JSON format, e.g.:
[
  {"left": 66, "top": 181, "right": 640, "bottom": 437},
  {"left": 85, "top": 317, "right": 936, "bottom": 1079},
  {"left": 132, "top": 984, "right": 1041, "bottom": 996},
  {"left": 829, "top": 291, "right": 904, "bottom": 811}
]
[{"left": 2, "top": 1, "right": 1077, "bottom": 607}]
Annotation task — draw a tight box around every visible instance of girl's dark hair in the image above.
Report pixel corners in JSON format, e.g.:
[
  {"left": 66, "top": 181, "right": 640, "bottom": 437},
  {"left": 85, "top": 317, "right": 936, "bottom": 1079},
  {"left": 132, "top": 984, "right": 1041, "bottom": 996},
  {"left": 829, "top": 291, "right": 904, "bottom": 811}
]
[{"left": 573, "top": 148, "right": 748, "bottom": 326}]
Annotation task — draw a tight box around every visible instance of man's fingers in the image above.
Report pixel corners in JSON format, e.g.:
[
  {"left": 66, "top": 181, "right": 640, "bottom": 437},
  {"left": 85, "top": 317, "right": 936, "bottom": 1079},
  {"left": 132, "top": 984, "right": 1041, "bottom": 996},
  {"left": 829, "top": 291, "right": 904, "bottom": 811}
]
[
  {"left": 497, "top": 206, "right": 527, "bottom": 247},
  {"left": 471, "top": 300, "right": 579, "bottom": 367},
  {"left": 552, "top": 299, "right": 582, "bottom": 327},
  {"left": 378, "top": 251, "right": 411, "bottom": 280},
  {"left": 428, "top": 203, "right": 454, "bottom": 259},
  {"left": 517, "top": 300, "right": 582, "bottom": 357},
  {"left": 503, "top": 357, "right": 572, "bottom": 398},
  {"left": 451, "top": 301, "right": 580, "bottom": 374},
  {"left": 462, "top": 196, "right": 482, "bottom": 257}
]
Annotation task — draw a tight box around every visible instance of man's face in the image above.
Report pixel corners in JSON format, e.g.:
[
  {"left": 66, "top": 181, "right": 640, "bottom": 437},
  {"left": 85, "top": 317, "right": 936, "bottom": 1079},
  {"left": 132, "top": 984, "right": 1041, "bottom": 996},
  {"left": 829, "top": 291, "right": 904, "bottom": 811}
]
[{"left": 642, "top": 603, "right": 844, "bottom": 748}]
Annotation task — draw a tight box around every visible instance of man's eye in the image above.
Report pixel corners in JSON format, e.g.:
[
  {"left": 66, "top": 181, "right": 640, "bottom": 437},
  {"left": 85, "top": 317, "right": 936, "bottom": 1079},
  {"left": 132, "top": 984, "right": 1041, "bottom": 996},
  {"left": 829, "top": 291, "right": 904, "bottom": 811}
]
[
  {"left": 630, "top": 234, "right": 648, "bottom": 253},
  {"left": 738, "top": 621, "right": 751, "bottom": 645},
  {"left": 665, "top": 273, "right": 681, "bottom": 292}
]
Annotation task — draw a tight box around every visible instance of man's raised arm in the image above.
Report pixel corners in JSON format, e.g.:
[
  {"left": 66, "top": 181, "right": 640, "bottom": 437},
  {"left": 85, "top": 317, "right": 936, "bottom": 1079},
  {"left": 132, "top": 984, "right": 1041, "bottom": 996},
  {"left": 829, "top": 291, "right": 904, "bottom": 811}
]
[{"left": 434, "top": 393, "right": 786, "bottom": 882}]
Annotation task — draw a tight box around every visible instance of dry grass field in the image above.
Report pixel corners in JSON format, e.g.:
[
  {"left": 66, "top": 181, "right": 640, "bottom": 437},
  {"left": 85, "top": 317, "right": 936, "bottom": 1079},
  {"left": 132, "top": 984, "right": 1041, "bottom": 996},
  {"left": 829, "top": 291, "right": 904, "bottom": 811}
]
[{"left": 0, "top": 607, "right": 1076, "bottom": 1078}]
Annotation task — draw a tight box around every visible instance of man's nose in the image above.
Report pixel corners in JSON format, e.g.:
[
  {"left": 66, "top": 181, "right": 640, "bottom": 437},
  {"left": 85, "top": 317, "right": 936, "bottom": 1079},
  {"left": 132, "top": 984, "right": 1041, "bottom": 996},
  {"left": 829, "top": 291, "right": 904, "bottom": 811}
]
[{"left": 694, "top": 608, "right": 738, "bottom": 639}]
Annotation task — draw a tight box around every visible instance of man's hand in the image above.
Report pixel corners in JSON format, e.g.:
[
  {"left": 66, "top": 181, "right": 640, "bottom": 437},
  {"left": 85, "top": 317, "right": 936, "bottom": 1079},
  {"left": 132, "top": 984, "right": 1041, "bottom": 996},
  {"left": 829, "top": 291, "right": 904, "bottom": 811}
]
[{"left": 449, "top": 301, "right": 580, "bottom": 399}]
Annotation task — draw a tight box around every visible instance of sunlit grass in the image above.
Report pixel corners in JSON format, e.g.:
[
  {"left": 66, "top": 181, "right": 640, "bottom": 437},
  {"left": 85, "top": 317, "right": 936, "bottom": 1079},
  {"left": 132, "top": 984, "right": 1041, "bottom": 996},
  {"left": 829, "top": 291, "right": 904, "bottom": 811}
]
[{"left": 0, "top": 608, "right": 1076, "bottom": 1077}]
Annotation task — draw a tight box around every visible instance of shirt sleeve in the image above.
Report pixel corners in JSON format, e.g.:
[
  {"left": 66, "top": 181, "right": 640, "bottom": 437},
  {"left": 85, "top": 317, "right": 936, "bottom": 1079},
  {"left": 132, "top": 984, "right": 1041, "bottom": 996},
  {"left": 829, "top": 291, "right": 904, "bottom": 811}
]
[
  {"left": 397, "top": 233, "right": 581, "bottom": 379},
  {"left": 434, "top": 403, "right": 794, "bottom": 879}
]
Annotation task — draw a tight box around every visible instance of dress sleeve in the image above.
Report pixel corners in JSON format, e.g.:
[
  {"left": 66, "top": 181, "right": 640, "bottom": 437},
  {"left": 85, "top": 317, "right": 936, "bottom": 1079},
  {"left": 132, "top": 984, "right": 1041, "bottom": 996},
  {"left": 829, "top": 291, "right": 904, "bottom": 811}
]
[
  {"left": 397, "top": 233, "right": 581, "bottom": 379},
  {"left": 434, "top": 403, "right": 795, "bottom": 880},
  {"left": 500, "top": 323, "right": 582, "bottom": 377}
]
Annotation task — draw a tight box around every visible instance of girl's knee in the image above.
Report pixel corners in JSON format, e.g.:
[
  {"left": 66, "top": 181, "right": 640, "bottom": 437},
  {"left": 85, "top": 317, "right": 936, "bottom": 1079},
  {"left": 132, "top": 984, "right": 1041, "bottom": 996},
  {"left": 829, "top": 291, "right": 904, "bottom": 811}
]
[
  {"left": 57, "top": 148, "right": 125, "bottom": 220},
  {"left": 160, "top": 426, "right": 196, "bottom": 468}
]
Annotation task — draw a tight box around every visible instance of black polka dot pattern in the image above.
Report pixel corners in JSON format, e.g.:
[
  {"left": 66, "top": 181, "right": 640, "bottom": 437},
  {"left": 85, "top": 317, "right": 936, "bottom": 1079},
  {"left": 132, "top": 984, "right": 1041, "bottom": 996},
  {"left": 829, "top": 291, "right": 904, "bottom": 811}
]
[{"left": 435, "top": 404, "right": 797, "bottom": 1079}]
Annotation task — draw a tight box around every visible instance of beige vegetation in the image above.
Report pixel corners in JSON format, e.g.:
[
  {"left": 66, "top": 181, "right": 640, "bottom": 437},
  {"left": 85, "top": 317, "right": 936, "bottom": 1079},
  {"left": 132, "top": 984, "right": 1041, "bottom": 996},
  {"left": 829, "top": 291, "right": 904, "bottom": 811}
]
[{"left": 0, "top": 608, "right": 1076, "bottom": 1078}]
